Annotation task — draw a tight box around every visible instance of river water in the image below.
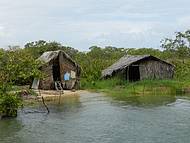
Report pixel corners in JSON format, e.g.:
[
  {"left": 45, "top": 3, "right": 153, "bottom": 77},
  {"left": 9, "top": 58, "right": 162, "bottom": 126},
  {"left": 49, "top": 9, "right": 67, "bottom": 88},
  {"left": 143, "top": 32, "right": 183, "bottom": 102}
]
[{"left": 1, "top": 92, "right": 190, "bottom": 143}]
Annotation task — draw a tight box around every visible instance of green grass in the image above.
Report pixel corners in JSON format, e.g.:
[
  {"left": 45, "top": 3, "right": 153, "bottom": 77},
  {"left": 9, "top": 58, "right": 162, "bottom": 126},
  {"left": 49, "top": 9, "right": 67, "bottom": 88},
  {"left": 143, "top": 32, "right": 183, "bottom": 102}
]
[{"left": 81, "top": 79, "right": 190, "bottom": 99}]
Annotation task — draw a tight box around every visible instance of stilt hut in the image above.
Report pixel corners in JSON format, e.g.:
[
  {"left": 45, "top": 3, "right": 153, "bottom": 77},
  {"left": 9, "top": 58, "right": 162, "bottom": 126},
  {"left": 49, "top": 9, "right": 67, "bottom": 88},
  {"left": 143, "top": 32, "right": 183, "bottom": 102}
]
[
  {"left": 102, "top": 55, "right": 174, "bottom": 81},
  {"left": 32, "top": 50, "right": 80, "bottom": 90}
]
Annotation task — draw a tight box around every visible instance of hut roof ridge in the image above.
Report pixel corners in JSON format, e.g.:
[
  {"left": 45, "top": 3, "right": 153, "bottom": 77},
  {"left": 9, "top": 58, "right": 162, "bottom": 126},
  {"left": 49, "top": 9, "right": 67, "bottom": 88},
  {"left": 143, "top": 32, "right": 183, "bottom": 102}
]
[{"left": 38, "top": 50, "right": 79, "bottom": 67}]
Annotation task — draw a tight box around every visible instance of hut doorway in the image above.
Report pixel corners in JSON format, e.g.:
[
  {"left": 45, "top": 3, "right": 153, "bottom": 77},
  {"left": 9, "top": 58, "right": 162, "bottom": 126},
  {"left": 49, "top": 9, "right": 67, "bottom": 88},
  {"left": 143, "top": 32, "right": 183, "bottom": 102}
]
[
  {"left": 128, "top": 65, "right": 140, "bottom": 81},
  {"left": 52, "top": 59, "right": 61, "bottom": 81}
]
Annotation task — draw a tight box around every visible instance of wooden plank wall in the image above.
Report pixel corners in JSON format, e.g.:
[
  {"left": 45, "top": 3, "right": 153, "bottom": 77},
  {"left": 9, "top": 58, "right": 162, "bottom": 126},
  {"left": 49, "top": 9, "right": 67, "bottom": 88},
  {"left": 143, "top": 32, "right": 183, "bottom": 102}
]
[
  {"left": 59, "top": 53, "right": 79, "bottom": 89},
  {"left": 39, "top": 65, "right": 54, "bottom": 90},
  {"left": 59, "top": 53, "right": 77, "bottom": 82},
  {"left": 139, "top": 60, "right": 174, "bottom": 80}
]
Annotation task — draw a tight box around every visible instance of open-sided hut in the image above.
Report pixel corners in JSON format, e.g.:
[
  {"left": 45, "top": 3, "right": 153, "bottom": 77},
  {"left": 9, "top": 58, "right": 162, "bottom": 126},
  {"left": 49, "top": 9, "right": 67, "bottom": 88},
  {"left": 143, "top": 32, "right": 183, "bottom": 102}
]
[
  {"left": 102, "top": 55, "right": 174, "bottom": 81},
  {"left": 32, "top": 50, "right": 80, "bottom": 90}
]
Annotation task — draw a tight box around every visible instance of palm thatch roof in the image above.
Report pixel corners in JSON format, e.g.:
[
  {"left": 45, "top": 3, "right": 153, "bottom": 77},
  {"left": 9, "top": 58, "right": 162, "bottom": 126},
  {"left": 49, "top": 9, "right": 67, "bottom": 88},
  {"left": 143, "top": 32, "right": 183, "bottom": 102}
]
[
  {"left": 102, "top": 55, "right": 173, "bottom": 78},
  {"left": 38, "top": 50, "right": 79, "bottom": 67}
]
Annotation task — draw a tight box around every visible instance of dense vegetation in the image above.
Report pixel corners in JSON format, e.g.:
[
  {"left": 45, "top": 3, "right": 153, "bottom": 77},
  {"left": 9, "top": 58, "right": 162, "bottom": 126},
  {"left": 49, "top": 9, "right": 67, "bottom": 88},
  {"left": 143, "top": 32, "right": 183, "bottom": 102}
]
[
  {"left": 0, "top": 48, "right": 42, "bottom": 118},
  {"left": 22, "top": 42, "right": 190, "bottom": 82},
  {"left": 1, "top": 29, "right": 190, "bottom": 117}
]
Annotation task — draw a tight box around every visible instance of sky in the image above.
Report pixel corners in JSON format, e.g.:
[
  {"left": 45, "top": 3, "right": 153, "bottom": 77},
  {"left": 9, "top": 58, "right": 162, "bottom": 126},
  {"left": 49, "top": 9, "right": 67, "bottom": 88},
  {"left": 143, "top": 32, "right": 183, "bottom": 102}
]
[{"left": 0, "top": 0, "right": 190, "bottom": 51}]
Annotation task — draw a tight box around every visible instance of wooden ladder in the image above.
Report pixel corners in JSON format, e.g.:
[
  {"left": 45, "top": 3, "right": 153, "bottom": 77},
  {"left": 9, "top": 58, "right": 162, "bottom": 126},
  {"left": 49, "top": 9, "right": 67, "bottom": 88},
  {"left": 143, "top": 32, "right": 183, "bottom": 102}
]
[{"left": 55, "top": 81, "right": 64, "bottom": 94}]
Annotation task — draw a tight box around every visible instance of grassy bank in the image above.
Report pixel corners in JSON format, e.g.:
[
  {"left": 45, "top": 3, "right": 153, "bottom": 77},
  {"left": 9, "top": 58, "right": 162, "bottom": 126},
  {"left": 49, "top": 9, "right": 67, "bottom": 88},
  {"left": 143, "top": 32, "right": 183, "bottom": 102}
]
[{"left": 81, "top": 79, "right": 190, "bottom": 99}]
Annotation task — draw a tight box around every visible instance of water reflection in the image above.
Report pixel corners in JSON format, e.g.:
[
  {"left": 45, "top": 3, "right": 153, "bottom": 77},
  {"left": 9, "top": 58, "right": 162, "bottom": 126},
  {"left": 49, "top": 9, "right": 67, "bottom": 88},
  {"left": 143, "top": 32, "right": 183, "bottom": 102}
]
[
  {"left": 0, "top": 118, "right": 23, "bottom": 142},
  {"left": 112, "top": 95, "right": 176, "bottom": 107},
  {"left": 46, "top": 95, "right": 82, "bottom": 113}
]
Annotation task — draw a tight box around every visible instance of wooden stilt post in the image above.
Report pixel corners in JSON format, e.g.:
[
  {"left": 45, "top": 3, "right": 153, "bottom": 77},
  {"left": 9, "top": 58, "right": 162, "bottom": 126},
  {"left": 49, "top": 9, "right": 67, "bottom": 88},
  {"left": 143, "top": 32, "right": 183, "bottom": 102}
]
[
  {"left": 38, "top": 89, "right": 50, "bottom": 114},
  {"left": 42, "top": 96, "right": 50, "bottom": 114}
]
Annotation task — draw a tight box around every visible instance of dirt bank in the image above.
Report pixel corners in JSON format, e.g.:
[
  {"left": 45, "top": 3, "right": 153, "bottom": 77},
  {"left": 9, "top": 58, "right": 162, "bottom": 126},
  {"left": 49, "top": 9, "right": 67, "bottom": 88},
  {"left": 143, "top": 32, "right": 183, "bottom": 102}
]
[{"left": 34, "top": 90, "right": 87, "bottom": 101}]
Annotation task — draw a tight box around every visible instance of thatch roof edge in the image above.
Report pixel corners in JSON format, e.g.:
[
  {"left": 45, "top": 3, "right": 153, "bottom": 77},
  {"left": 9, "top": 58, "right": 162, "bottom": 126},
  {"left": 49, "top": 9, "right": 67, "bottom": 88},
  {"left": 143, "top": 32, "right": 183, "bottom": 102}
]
[{"left": 38, "top": 50, "right": 80, "bottom": 68}]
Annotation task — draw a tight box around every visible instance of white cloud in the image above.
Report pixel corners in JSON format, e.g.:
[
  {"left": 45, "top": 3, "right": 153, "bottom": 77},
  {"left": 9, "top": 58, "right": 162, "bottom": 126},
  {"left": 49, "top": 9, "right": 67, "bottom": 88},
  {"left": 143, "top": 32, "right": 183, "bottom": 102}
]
[
  {"left": 0, "top": 0, "right": 190, "bottom": 50},
  {"left": 0, "top": 26, "right": 9, "bottom": 38},
  {"left": 177, "top": 16, "right": 190, "bottom": 27},
  {"left": 0, "top": 26, "right": 4, "bottom": 30}
]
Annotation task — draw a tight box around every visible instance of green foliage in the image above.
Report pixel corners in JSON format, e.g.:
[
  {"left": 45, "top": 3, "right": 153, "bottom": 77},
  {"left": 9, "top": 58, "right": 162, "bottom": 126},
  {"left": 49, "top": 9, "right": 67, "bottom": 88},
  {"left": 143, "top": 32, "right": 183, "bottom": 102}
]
[
  {"left": 25, "top": 40, "right": 78, "bottom": 59},
  {"left": 127, "top": 48, "right": 163, "bottom": 58},
  {"left": 23, "top": 38, "right": 190, "bottom": 82},
  {"left": 0, "top": 83, "right": 22, "bottom": 118},
  {"left": 82, "top": 79, "right": 188, "bottom": 97},
  {"left": 173, "top": 59, "right": 190, "bottom": 81},
  {"left": 0, "top": 48, "right": 42, "bottom": 85},
  {"left": 161, "top": 30, "right": 190, "bottom": 59},
  {"left": 0, "top": 48, "right": 42, "bottom": 118},
  {"left": 0, "top": 93, "right": 21, "bottom": 118},
  {"left": 75, "top": 46, "right": 127, "bottom": 81}
]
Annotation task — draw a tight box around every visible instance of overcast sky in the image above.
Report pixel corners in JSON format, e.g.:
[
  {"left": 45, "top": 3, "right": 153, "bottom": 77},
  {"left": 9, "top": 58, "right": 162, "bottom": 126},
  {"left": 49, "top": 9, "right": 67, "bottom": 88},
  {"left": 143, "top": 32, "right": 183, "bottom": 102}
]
[{"left": 0, "top": 0, "right": 189, "bottom": 51}]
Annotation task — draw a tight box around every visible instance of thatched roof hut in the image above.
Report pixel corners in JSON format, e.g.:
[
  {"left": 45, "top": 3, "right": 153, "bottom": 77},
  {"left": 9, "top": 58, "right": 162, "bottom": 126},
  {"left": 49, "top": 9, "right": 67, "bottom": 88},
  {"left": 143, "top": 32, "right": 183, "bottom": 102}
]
[
  {"left": 102, "top": 55, "right": 174, "bottom": 81},
  {"left": 32, "top": 50, "right": 80, "bottom": 90}
]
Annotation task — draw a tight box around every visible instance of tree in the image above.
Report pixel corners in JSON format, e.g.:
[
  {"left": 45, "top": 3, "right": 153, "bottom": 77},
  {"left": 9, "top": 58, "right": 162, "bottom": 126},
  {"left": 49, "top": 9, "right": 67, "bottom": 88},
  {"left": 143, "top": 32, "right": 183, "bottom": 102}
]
[
  {"left": 25, "top": 40, "right": 79, "bottom": 59},
  {"left": 0, "top": 48, "right": 42, "bottom": 118},
  {"left": 0, "top": 48, "right": 42, "bottom": 84},
  {"left": 161, "top": 30, "right": 190, "bottom": 61},
  {"left": 75, "top": 46, "right": 127, "bottom": 81}
]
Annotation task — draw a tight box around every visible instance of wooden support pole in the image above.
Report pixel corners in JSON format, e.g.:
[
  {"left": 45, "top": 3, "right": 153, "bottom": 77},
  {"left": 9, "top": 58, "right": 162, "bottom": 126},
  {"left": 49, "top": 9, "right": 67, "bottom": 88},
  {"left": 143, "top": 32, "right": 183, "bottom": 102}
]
[{"left": 42, "top": 96, "right": 50, "bottom": 114}]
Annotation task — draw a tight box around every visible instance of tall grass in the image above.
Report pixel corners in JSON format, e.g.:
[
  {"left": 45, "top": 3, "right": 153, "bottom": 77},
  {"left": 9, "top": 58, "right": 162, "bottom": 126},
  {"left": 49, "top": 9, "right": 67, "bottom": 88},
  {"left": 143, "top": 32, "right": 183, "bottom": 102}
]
[{"left": 81, "top": 79, "right": 190, "bottom": 98}]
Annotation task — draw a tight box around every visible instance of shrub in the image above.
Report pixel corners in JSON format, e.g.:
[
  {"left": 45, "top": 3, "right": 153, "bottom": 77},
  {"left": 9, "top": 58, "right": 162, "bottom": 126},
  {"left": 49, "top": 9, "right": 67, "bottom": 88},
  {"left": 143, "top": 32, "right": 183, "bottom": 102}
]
[{"left": 0, "top": 93, "right": 22, "bottom": 118}]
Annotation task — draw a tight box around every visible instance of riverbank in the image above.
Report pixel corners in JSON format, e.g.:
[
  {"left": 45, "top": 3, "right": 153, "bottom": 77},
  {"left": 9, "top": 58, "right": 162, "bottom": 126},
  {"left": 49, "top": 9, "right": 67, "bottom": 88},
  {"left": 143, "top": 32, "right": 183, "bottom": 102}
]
[
  {"left": 22, "top": 90, "right": 87, "bottom": 105},
  {"left": 81, "top": 79, "right": 190, "bottom": 99}
]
